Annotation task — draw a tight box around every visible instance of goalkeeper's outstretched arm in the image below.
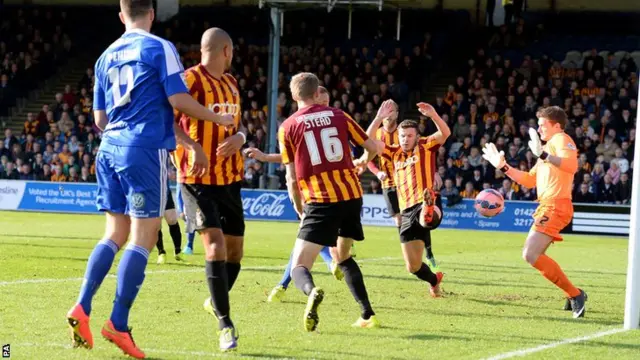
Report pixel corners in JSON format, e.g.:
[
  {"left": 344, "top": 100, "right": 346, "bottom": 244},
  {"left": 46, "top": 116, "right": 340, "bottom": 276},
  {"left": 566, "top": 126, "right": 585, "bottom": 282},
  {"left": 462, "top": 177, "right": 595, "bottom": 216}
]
[
  {"left": 503, "top": 164, "right": 537, "bottom": 189},
  {"left": 483, "top": 142, "right": 536, "bottom": 189}
]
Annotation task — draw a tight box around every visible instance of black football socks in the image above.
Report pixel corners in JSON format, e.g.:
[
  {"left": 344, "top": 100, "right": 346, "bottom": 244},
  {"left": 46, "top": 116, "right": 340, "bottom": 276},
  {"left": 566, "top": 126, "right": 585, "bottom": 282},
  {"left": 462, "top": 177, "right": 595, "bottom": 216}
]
[
  {"left": 205, "top": 260, "right": 233, "bottom": 329},
  {"left": 168, "top": 223, "right": 182, "bottom": 255},
  {"left": 339, "top": 257, "right": 375, "bottom": 320},
  {"left": 226, "top": 262, "right": 241, "bottom": 290},
  {"left": 413, "top": 262, "right": 438, "bottom": 286}
]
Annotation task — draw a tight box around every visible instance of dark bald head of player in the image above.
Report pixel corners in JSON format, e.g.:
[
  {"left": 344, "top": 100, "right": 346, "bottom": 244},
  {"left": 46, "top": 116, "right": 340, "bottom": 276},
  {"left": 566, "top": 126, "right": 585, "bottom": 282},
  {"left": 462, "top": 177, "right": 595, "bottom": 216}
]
[
  {"left": 119, "top": 0, "right": 154, "bottom": 30},
  {"left": 398, "top": 120, "right": 419, "bottom": 152},
  {"left": 317, "top": 86, "right": 330, "bottom": 106},
  {"left": 290, "top": 72, "right": 321, "bottom": 107},
  {"left": 201, "top": 27, "right": 233, "bottom": 72}
]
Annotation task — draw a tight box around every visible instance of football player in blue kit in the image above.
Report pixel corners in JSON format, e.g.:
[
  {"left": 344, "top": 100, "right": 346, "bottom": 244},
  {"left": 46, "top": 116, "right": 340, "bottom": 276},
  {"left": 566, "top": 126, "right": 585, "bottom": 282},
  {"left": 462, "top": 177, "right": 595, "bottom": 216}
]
[{"left": 65, "top": 0, "right": 232, "bottom": 358}]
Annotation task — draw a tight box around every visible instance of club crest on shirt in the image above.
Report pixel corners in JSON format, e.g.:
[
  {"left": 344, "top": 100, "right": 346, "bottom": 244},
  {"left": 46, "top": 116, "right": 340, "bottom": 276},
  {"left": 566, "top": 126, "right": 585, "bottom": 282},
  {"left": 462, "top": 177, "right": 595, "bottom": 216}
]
[
  {"left": 394, "top": 154, "right": 419, "bottom": 169},
  {"left": 566, "top": 142, "right": 576, "bottom": 151}
]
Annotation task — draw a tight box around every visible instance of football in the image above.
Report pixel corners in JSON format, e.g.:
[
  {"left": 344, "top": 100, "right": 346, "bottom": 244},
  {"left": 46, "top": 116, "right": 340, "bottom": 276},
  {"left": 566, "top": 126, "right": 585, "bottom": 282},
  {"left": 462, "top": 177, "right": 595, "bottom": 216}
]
[{"left": 474, "top": 189, "right": 504, "bottom": 218}]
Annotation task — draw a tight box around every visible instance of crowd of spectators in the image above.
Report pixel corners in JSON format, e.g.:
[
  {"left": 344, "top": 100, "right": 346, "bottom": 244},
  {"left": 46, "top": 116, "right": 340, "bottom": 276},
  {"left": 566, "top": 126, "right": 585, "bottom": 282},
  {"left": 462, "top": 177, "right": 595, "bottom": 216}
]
[
  {"left": 2, "top": 9, "right": 637, "bottom": 206},
  {"left": 0, "top": 81, "right": 99, "bottom": 183},
  {"left": 0, "top": 8, "right": 88, "bottom": 182},
  {"left": 0, "top": 8, "right": 73, "bottom": 119},
  {"left": 412, "top": 20, "right": 638, "bottom": 205},
  {"left": 166, "top": 16, "right": 435, "bottom": 189},
  {"left": 1, "top": 13, "right": 435, "bottom": 189}
]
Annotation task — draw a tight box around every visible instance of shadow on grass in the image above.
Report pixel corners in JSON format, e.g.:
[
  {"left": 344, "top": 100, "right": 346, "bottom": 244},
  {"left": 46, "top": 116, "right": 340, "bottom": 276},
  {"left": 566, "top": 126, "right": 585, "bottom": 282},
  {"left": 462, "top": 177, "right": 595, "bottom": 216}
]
[
  {"left": 30, "top": 254, "right": 90, "bottom": 262},
  {"left": 446, "top": 262, "right": 627, "bottom": 277},
  {"left": 267, "top": 345, "right": 407, "bottom": 360},
  {"left": 580, "top": 340, "right": 640, "bottom": 350},
  {"left": 468, "top": 298, "right": 622, "bottom": 316},
  {"left": 374, "top": 304, "right": 620, "bottom": 327},
  {"left": 0, "top": 233, "right": 96, "bottom": 241},
  {"left": 240, "top": 353, "right": 302, "bottom": 359},
  {"left": 0, "top": 241, "right": 93, "bottom": 251},
  {"left": 363, "top": 273, "right": 557, "bottom": 292},
  {"left": 404, "top": 333, "right": 472, "bottom": 341}
]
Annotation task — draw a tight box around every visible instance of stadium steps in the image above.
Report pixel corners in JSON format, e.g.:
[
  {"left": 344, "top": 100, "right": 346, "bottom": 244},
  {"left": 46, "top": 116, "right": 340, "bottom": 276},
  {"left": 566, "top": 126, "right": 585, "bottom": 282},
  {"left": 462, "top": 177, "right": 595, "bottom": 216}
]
[
  {"left": 5, "top": 52, "right": 96, "bottom": 134},
  {"left": 423, "top": 68, "right": 460, "bottom": 106}
]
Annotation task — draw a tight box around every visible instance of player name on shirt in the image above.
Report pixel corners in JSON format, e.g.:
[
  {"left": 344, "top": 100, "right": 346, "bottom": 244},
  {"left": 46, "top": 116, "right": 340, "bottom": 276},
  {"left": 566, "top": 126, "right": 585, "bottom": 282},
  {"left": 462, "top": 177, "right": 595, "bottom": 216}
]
[
  {"left": 106, "top": 49, "right": 138, "bottom": 62},
  {"left": 295, "top": 111, "right": 334, "bottom": 128}
]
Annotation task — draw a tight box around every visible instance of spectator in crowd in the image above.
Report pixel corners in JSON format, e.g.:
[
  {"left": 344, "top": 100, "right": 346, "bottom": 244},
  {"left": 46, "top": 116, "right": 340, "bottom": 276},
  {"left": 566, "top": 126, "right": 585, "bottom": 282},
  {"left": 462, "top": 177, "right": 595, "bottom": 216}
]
[
  {"left": 617, "top": 172, "right": 632, "bottom": 204},
  {"left": 499, "top": 178, "right": 519, "bottom": 200},
  {"left": 574, "top": 183, "right": 596, "bottom": 203},
  {"left": 441, "top": 178, "right": 460, "bottom": 198},
  {"left": 598, "top": 174, "right": 617, "bottom": 203},
  {"left": 460, "top": 181, "right": 478, "bottom": 199}
]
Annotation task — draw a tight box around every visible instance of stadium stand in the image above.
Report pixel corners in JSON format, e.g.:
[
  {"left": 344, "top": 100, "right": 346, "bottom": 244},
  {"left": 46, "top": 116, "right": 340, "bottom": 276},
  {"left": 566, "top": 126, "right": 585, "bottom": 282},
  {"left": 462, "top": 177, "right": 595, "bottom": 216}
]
[
  {"left": 432, "top": 12, "right": 637, "bottom": 205},
  {"left": 0, "top": 6, "right": 119, "bottom": 182},
  {"left": 158, "top": 7, "right": 469, "bottom": 189},
  {"left": 0, "top": 6, "right": 637, "bottom": 206},
  {"left": 1, "top": 5, "right": 471, "bottom": 188}
]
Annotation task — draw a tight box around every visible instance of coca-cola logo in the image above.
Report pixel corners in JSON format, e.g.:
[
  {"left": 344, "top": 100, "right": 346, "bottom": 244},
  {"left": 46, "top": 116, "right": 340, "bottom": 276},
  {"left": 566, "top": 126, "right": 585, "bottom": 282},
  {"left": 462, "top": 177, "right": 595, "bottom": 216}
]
[{"left": 243, "top": 193, "right": 288, "bottom": 217}]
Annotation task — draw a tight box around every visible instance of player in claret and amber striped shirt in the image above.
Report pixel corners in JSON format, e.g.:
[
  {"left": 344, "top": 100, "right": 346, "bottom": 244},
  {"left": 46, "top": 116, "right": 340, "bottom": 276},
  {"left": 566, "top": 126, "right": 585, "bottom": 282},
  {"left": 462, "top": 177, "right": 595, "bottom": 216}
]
[
  {"left": 279, "top": 72, "right": 389, "bottom": 331},
  {"left": 367, "top": 102, "right": 450, "bottom": 298},
  {"left": 244, "top": 86, "right": 348, "bottom": 303},
  {"left": 364, "top": 100, "right": 442, "bottom": 270},
  {"left": 174, "top": 27, "right": 246, "bottom": 351}
]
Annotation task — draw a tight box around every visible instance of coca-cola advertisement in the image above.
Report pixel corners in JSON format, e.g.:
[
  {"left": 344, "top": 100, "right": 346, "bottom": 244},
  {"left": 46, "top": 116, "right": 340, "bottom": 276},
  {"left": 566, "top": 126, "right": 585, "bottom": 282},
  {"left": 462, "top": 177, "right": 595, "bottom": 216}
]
[{"left": 241, "top": 190, "right": 297, "bottom": 221}]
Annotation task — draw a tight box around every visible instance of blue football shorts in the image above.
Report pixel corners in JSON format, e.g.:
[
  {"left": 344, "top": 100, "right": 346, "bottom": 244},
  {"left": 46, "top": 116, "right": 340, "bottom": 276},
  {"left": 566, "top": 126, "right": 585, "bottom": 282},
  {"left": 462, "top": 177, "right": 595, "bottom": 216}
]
[{"left": 96, "top": 143, "right": 168, "bottom": 218}]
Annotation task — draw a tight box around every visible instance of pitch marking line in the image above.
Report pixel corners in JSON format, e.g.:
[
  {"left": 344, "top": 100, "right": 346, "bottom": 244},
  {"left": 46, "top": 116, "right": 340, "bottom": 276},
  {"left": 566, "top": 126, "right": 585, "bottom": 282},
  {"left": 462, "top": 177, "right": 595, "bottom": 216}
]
[
  {"left": 482, "top": 328, "right": 628, "bottom": 359},
  {"left": 15, "top": 342, "right": 295, "bottom": 359},
  {"left": 0, "top": 256, "right": 399, "bottom": 286}
]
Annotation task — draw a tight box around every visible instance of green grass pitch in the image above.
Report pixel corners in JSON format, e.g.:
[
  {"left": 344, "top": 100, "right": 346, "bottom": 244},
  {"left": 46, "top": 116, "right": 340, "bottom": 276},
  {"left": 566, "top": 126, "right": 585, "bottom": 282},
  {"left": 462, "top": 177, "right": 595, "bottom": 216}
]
[{"left": 0, "top": 211, "right": 639, "bottom": 359}]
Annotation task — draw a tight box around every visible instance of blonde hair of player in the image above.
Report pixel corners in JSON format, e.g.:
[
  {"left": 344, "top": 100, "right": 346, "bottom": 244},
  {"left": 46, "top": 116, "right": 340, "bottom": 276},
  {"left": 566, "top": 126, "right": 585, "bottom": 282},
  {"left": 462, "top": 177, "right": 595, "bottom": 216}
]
[{"left": 290, "top": 72, "right": 321, "bottom": 107}]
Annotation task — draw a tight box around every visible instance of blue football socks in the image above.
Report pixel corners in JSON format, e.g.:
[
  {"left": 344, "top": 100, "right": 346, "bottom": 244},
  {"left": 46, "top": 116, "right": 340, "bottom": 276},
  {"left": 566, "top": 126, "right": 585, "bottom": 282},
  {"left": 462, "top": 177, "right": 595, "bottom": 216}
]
[
  {"left": 278, "top": 247, "right": 334, "bottom": 289},
  {"left": 77, "top": 238, "right": 119, "bottom": 315},
  {"left": 319, "top": 247, "right": 333, "bottom": 269},
  {"left": 110, "top": 244, "right": 149, "bottom": 332},
  {"left": 186, "top": 232, "right": 195, "bottom": 249},
  {"left": 278, "top": 251, "right": 294, "bottom": 289}
]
